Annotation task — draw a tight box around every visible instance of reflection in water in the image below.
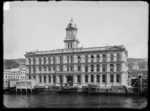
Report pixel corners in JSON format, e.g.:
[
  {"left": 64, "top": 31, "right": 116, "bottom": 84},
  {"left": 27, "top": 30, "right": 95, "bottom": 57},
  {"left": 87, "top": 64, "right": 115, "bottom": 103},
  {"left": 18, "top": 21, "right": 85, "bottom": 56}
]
[{"left": 3, "top": 93, "right": 147, "bottom": 108}]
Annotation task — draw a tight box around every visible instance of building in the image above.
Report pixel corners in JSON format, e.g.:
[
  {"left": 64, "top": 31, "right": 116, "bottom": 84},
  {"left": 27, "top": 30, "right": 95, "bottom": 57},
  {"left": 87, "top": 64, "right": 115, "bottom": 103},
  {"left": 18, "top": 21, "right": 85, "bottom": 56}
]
[
  {"left": 25, "top": 19, "right": 129, "bottom": 88},
  {"left": 3, "top": 67, "right": 29, "bottom": 87}
]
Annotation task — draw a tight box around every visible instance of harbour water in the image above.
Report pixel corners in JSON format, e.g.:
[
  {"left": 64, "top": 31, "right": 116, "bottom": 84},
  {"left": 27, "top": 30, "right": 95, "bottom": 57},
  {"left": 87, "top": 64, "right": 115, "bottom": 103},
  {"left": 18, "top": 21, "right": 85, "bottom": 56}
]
[{"left": 3, "top": 93, "right": 147, "bottom": 108}]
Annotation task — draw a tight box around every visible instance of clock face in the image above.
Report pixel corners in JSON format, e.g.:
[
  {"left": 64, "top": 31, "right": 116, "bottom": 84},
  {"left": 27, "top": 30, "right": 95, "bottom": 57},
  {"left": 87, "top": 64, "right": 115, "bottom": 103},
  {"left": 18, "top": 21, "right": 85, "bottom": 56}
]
[{"left": 68, "top": 31, "right": 73, "bottom": 36}]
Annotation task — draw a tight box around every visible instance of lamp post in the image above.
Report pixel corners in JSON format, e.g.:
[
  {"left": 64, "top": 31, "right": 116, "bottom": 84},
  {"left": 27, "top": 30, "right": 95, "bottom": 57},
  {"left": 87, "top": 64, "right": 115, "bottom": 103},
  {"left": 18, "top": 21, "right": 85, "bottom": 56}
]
[{"left": 138, "top": 73, "right": 143, "bottom": 93}]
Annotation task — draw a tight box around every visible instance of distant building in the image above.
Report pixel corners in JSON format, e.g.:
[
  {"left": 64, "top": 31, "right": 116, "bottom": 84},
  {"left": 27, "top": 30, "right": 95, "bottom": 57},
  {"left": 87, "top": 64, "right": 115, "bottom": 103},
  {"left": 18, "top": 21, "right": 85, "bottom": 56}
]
[
  {"left": 132, "top": 62, "right": 139, "bottom": 70},
  {"left": 3, "top": 67, "right": 29, "bottom": 87},
  {"left": 25, "top": 19, "right": 129, "bottom": 88}
]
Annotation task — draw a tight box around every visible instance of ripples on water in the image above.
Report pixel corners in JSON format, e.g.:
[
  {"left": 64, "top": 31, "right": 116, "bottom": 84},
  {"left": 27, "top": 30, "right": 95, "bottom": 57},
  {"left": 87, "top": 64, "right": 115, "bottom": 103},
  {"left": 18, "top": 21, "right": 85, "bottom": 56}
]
[{"left": 3, "top": 93, "right": 147, "bottom": 108}]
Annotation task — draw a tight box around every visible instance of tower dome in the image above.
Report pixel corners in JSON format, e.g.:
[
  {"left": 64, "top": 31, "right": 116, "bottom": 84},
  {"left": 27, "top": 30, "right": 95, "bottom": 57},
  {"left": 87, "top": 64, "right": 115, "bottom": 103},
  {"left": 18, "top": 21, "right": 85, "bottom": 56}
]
[{"left": 66, "top": 18, "right": 77, "bottom": 29}]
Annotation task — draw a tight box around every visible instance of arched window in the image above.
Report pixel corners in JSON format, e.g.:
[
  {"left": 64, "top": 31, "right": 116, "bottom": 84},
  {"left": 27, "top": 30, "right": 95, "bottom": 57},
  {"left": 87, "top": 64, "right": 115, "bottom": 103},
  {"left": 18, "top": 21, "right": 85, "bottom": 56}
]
[
  {"left": 78, "top": 56, "right": 81, "bottom": 63},
  {"left": 110, "top": 64, "right": 114, "bottom": 72},
  {"left": 111, "top": 53, "right": 114, "bottom": 62}
]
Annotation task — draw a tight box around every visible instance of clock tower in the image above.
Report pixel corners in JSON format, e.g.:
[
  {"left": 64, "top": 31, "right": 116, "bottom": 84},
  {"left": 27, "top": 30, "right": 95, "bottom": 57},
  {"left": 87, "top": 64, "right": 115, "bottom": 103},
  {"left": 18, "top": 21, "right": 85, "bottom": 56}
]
[{"left": 64, "top": 18, "right": 79, "bottom": 49}]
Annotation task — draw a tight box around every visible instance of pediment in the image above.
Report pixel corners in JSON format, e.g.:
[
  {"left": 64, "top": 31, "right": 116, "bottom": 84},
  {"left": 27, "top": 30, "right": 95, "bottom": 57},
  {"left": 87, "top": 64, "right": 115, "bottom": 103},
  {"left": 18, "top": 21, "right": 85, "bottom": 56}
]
[
  {"left": 107, "top": 46, "right": 124, "bottom": 51},
  {"left": 27, "top": 52, "right": 35, "bottom": 55}
]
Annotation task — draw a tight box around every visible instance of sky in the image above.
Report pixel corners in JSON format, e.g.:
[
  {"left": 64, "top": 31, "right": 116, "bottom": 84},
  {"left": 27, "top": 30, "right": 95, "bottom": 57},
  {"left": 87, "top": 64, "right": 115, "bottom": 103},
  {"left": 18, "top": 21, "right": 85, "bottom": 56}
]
[{"left": 4, "top": 1, "right": 148, "bottom": 59}]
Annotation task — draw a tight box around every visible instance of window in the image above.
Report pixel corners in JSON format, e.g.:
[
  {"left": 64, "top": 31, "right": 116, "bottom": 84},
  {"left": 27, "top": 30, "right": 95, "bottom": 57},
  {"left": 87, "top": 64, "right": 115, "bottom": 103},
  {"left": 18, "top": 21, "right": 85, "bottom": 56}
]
[
  {"left": 110, "top": 75, "right": 113, "bottom": 82},
  {"left": 103, "top": 54, "right": 106, "bottom": 62},
  {"left": 97, "top": 65, "right": 100, "bottom": 72},
  {"left": 116, "top": 64, "right": 121, "bottom": 71},
  {"left": 39, "top": 76, "right": 41, "bottom": 82},
  {"left": 102, "top": 64, "right": 106, "bottom": 72},
  {"left": 110, "top": 64, "right": 114, "bottom": 72},
  {"left": 85, "top": 75, "right": 88, "bottom": 82},
  {"left": 49, "top": 76, "right": 51, "bottom": 82},
  {"left": 91, "top": 55, "right": 94, "bottom": 62},
  {"left": 102, "top": 75, "right": 106, "bottom": 82},
  {"left": 97, "top": 55, "right": 100, "bottom": 62},
  {"left": 117, "top": 53, "right": 121, "bottom": 61},
  {"left": 60, "top": 65, "right": 63, "bottom": 72},
  {"left": 77, "top": 75, "right": 81, "bottom": 83},
  {"left": 116, "top": 74, "right": 120, "bottom": 82},
  {"left": 60, "top": 75, "right": 63, "bottom": 83},
  {"left": 53, "top": 76, "right": 56, "bottom": 83},
  {"left": 70, "top": 65, "right": 73, "bottom": 71},
  {"left": 91, "top": 65, "right": 94, "bottom": 72},
  {"left": 78, "top": 56, "right": 81, "bottom": 63},
  {"left": 85, "top": 65, "right": 88, "bottom": 72},
  {"left": 29, "top": 76, "right": 31, "bottom": 80},
  {"left": 97, "top": 75, "right": 100, "bottom": 82},
  {"left": 78, "top": 65, "right": 81, "bottom": 71},
  {"left": 91, "top": 75, "right": 94, "bottom": 82},
  {"left": 86, "top": 55, "right": 88, "bottom": 63},
  {"left": 111, "top": 53, "right": 114, "bottom": 62},
  {"left": 71, "top": 56, "right": 73, "bottom": 63},
  {"left": 33, "top": 76, "right": 36, "bottom": 79},
  {"left": 44, "top": 76, "right": 46, "bottom": 83}
]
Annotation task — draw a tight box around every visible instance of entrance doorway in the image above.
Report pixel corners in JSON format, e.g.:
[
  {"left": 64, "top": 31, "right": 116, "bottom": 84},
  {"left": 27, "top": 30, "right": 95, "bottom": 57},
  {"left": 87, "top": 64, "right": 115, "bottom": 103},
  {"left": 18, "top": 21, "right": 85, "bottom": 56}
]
[{"left": 66, "top": 75, "right": 73, "bottom": 86}]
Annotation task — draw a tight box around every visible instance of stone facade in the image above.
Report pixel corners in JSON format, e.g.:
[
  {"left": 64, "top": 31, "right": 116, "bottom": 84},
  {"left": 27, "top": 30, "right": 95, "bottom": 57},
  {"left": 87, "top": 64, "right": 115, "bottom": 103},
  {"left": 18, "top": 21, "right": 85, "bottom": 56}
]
[{"left": 25, "top": 19, "right": 129, "bottom": 87}]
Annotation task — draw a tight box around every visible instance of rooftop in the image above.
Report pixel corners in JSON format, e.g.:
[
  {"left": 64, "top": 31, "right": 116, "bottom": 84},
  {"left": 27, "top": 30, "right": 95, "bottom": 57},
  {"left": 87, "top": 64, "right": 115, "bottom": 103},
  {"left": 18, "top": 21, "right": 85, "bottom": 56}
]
[{"left": 25, "top": 45, "right": 126, "bottom": 56}]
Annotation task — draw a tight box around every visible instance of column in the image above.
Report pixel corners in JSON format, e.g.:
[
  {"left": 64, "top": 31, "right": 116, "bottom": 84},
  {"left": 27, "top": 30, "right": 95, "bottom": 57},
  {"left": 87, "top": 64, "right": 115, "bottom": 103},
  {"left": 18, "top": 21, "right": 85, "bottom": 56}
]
[
  {"left": 120, "top": 73, "right": 123, "bottom": 85},
  {"left": 100, "top": 64, "right": 102, "bottom": 72},
  {"left": 81, "top": 74, "right": 85, "bottom": 84},
  {"left": 107, "top": 74, "right": 110, "bottom": 87},
  {"left": 94, "top": 55, "right": 96, "bottom": 62},
  {"left": 100, "top": 74, "right": 102, "bottom": 84},
  {"left": 56, "top": 75, "right": 59, "bottom": 84},
  {"left": 63, "top": 75, "right": 67, "bottom": 84},
  {"left": 113, "top": 74, "right": 116, "bottom": 85},
  {"left": 36, "top": 75, "right": 39, "bottom": 84},
  {"left": 51, "top": 75, "right": 53, "bottom": 85},
  {"left": 100, "top": 54, "right": 102, "bottom": 62},
  {"left": 41, "top": 75, "right": 44, "bottom": 84},
  {"left": 88, "top": 65, "right": 91, "bottom": 72},
  {"left": 107, "top": 64, "right": 110, "bottom": 72},
  {"left": 94, "top": 65, "right": 96, "bottom": 72},
  {"left": 88, "top": 74, "right": 91, "bottom": 83},
  {"left": 114, "top": 64, "right": 116, "bottom": 72},
  {"left": 73, "top": 75, "right": 77, "bottom": 85},
  {"left": 94, "top": 75, "right": 96, "bottom": 84},
  {"left": 46, "top": 75, "right": 49, "bottom": 84}
]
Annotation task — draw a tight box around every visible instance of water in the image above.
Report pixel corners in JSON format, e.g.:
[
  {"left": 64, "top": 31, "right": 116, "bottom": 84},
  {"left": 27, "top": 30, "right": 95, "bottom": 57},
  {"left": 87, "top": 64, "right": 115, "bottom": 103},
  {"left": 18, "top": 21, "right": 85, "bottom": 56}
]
[{"left": 3, "top": 93, "right": 147, "bottom": 108}]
